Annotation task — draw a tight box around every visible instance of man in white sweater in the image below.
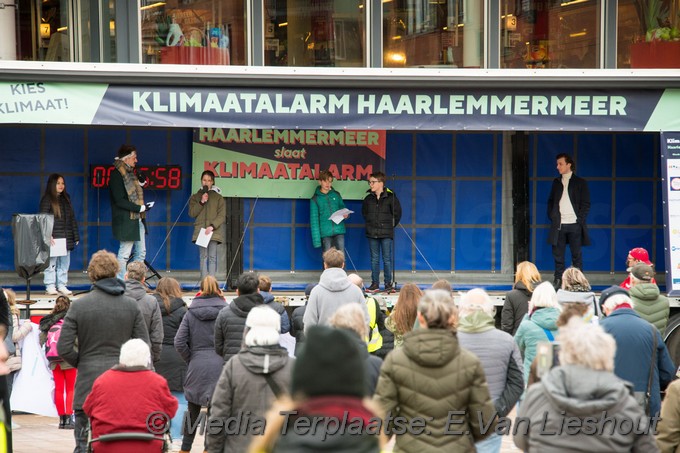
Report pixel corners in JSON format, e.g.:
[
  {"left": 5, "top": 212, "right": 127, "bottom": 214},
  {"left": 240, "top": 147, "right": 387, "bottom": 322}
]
[{"left": 547, "top": 153, "right": 591, "bottom": 290}]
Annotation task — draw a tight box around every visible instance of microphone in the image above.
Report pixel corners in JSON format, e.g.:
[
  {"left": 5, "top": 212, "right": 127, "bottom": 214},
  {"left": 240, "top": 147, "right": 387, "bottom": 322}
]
[
  {"left": 137, "top": 170, "right": 148, "bottom": 186},
  {"left": 201, "top": 185, "right": 209, "bottom": 194}
]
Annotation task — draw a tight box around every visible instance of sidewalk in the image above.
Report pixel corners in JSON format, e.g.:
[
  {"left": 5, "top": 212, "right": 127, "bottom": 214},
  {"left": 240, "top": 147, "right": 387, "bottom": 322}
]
[
  {"left": 12, "top": 412, "right": 520, "bottom": 452},
  {"left": 12, "top": 413, "right": 206, "bottom": 453}
]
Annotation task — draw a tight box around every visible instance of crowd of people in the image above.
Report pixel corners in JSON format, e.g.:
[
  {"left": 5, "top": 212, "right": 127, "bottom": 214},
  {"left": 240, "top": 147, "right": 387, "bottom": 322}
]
[
  {"left": 0, "top": 151, "right": 676, "bottom": 452},
  {"left": 0, "top": 241, "right": 676, "bottom": 453}
]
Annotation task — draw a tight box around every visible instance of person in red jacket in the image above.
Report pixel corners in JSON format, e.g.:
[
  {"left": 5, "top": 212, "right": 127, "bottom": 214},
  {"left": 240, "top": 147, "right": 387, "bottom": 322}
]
[
  {"left": 84, "top": 339, "right": 177, "bottom": 453},
  {"left": 620, "top": 247, "right": 656, "bottom": 290}
]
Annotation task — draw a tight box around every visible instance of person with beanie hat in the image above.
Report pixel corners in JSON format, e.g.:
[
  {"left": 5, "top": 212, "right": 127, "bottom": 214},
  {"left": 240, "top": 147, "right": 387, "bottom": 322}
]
[
  {"left": 598, "top": 285, "right": 629, "bottom": 315},
  {"left": 628, "top": 263, "right": 670, "bottom": 334},
  {"left": 374, "top": 290, "right": 496, "bottom": 452},
  {"left": 250, "top": 325, "right": 384, "bottom": 453},
  {"left": 206, "top": 306, "right": 293, "bottom": 453}
]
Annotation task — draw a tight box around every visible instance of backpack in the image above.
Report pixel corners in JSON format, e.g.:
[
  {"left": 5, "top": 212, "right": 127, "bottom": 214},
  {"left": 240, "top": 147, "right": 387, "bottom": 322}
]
[{"left": 45, "top": 319, "right": 64, "bottom": 362}]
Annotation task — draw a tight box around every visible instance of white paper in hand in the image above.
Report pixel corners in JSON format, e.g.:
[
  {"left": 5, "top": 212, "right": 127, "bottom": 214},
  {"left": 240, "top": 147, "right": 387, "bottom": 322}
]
[
  {"left": 50, "top": 238, "right": 67, "bottom": 257},
  {"left": 329, "top": 208, "right": 353, "bottom": 225},
  {"left": 196, "top": 228, "right": 213, "bottom": 248}
]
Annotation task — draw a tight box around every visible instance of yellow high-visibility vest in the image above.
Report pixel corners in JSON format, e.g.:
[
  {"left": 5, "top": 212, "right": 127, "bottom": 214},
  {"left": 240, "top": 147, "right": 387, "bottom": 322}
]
[{"left": 366, "top": 296, "right": 383, "bottom": 353}]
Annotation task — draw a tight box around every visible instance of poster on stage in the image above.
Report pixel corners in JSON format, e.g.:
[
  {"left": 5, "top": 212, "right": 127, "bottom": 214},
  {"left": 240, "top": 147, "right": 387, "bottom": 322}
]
[
  {"left": 191, "top": 128, "right": 386, "bottom": 200},
  {"left": 661, "top": 132, "right": 680, "bottom": 296}
]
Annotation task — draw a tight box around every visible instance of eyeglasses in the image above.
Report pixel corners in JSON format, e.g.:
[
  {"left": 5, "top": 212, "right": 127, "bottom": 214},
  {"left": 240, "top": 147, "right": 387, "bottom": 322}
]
[{"left": 368, "top": 180, "right": 380, "bottom": 184}]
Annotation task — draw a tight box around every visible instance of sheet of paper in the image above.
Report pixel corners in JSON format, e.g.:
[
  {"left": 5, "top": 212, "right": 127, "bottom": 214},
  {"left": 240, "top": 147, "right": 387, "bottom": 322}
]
[
  {"left": 50, "top": 238, "right": 67, "bottom": 257},
  {"left": 196, "top": 228, "right": 213, "bottom": 248},
  {"left": 329, "top": 208, "right": 353, "bottom": 225}
]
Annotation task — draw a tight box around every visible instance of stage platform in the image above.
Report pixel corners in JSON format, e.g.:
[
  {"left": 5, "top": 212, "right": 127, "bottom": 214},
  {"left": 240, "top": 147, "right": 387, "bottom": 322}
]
[{"left": 3, "top": 269, "right": 677, "bottom": 315}]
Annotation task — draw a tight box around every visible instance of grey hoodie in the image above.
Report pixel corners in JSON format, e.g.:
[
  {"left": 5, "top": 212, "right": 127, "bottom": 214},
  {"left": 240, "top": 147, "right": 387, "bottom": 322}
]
[
  {"left": 515, "top": 365, "right": 659, "bottom": 452},
  {"left": 302, "top": 267, "right": 368, "bottom": 332}
]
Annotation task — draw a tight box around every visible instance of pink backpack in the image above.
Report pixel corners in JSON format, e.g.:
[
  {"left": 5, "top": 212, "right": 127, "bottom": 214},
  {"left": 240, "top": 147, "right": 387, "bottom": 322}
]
[{"left": 45, "top": 319, "right": 64, "bottom": 362}]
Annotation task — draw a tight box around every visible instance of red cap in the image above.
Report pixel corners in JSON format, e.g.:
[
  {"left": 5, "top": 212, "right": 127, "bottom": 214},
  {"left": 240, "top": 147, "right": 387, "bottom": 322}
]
[{"left": 628, "top": 247, "right": 652, "bottom": 265}]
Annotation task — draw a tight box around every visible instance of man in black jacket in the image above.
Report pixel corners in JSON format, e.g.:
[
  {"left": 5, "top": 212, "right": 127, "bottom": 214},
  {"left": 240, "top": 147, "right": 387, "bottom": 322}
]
[
  {"left": 361, "top": 172, "right": 402, "bottom": 293},
  {"left": 547, "top": 153, "right": 590, "bottom": 290}
]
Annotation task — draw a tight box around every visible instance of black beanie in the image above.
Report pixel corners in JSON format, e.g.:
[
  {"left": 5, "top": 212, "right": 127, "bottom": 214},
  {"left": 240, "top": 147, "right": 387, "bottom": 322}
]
[{"left": 292, "top": 325, "right": 366, "bottom": 398}]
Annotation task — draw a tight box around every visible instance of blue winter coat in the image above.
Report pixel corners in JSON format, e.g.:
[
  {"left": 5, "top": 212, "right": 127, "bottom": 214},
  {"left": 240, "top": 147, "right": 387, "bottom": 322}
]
[{"left": 600, "top": 307, "right": 676, "bottom": 416}]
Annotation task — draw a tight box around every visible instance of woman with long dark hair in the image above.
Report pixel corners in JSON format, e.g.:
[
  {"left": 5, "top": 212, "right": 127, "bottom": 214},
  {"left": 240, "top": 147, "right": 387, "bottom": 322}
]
[
  {"left": 39, "top": 174, "right": 79, "bottom": 296},
  {"left": 189, "top": 170, "right": 226, "bottom": 280},
  {"left": 39, "top": 295, "right": 76, "bottom": 429}
]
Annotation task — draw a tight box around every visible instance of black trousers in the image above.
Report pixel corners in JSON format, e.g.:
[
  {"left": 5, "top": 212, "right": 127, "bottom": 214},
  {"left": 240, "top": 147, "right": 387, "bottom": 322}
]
[
  {"left": 181, "top": 402, "right": 210, "bottom": 451},
  {"left": 552, "top": 223, "right": 583, "bottom": 279}
]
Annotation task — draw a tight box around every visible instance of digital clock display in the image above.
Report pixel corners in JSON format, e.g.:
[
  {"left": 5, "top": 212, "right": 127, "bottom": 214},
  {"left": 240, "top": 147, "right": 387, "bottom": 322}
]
[{"left": 90, "top": 165, "right": 183, "bottom": 190}]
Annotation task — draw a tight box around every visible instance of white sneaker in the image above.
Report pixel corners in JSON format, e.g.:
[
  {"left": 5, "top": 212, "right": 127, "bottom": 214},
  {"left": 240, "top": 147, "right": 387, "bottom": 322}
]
[
  {"left": 57, "top": 287, "right": 73, "bottom": 296},
  {"left": 45, "top": 286, "right": 58, "bottom": 296}
]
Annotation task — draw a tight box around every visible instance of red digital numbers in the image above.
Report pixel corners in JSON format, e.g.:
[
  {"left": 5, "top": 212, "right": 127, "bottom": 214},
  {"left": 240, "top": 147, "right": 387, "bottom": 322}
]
[{"left": 90, "top": 165, "right": 182, "bottom": 190}]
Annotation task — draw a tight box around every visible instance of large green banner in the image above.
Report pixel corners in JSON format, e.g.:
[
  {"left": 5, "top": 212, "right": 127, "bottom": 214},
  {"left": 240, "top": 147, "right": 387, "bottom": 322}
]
[{"left": 191, "top": 128, "right": 386, "bottom": 199}]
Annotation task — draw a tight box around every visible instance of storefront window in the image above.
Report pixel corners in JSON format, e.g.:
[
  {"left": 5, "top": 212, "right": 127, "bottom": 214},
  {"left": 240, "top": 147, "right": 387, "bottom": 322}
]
[
  {"left": 141, "top": 0, "right": 246, "bottom": 65},
  {"left": 619, "top": 0, "right": 680, "bottom": 68},
  {"left": 383, "top": 0, "right": 484, "bottom": 68},
  {"left": 15, "top": 0, "right": 71, "bottom": 61},
  {"left": 500, "top": 0, "right": 600, "bottom": 69},
  {"left": 264, "top": 0, "right": 365, "bottom": 67}
]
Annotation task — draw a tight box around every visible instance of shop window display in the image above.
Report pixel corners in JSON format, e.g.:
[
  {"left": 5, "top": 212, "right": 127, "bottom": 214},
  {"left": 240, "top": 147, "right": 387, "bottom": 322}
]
[{"left": 141, "top": 0, "right": 245, "bottom": 65}]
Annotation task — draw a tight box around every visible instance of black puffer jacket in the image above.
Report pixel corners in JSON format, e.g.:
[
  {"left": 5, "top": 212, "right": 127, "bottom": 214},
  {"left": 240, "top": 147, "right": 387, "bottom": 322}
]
[
  {"left": 39, "top": 192, "right": 80, "bottom": 251},
  {"left": 501, "top": 281, "right": 534, "bottom": 336},
  {"left": 291, "top": 305, "right": 306, "bottom": 355},
  {"left": 214, "top": 293, "right": 264, "bottom": 361},
  {"left": 154, "top": 294, "right": 187, "bottom": 392},
  {"left": 361, "top": 188, "right": 402, "bottom": 239}
]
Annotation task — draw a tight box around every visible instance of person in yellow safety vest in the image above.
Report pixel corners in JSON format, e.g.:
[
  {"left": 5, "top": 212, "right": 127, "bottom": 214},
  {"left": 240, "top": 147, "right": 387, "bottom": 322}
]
[{"left": 347, "top": 273, "right": 383, "bottom": 353}]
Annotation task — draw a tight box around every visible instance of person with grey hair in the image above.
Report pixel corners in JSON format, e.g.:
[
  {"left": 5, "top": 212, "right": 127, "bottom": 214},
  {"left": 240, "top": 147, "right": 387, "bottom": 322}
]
[
  {"left": 207, "top": 306, "right": 293, "bottom": 453},
  {"left": 514, "top": 281, "right": 561, "bottom": 383},
  {"left": 124, "top": 261, "right": 163, "bottom": 363},
  {"left": 329, "top": 303, "right": 383, "bottom": 395},
  {"left": 599, "top": 286, "right": 675, "bottom": 417},
  {"left": 457, "top": 288, "right": 523, "bottom": 453},
  {"left": 514, "top": 319, "right": 658, "bottom": 452},
  {"left": 374, "top": 289, "right": 496, "bottom": 452},
  {"left": 84, "top": 339, "right": 177, "bottom": 452},
  {"left": 628, "top": 262, "right": 670, "bottom": 334}
]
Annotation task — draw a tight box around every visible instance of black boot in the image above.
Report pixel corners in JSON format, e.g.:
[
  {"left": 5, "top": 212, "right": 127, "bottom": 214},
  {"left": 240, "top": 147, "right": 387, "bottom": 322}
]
[
  {"left": 63, "top": 414, "right": 75, "bottom": 429},
  {"left": 58, "top": 415, "right": 66, "bottom": 429},
  {"left": 553, "top": 278, "right": 562, "bottom": 291}
]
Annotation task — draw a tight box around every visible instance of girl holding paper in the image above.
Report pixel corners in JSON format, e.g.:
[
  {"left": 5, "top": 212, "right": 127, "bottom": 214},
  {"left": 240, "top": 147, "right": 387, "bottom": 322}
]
[
  {"left": 40, "top": 174, "right": 79, "bottom": 296},
  {"left": 189, "top": 170, "right": 226, "bottom": 279}
]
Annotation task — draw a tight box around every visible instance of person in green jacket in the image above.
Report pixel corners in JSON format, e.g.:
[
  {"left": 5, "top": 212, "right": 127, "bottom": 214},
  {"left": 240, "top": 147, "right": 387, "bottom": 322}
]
[
  {"left": 629, "top": 262, "right": 670, "bottom": 334},
  {"left": 189, "top": 170, "right": 226, "bottom": 280},
  {"left": 310, "top": 170, "right": 348, "bottom": 256}
]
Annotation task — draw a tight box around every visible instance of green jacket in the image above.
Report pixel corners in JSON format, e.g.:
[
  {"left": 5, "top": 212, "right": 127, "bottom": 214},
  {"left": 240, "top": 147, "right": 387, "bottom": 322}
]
[
  {"left": 189, "top": 188, "right": 226, "bottom": 243},
  {"left": 374, "top": 328, "right": 496, "bottom": 452},
  {"left": 630, "top": 283, "right": 670, "bottom": 334},
  {"left": 310, "top": 186, "right": 346, "bottom": 248},
  {"left": 109, "top": 168, "right": 143, "bottom": 241}
]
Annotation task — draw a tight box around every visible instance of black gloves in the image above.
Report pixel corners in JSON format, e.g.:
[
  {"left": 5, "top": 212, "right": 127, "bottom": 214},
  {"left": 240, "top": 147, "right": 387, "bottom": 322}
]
[{"left": 145, "top": 202, "right": 154, "bottom": 211}]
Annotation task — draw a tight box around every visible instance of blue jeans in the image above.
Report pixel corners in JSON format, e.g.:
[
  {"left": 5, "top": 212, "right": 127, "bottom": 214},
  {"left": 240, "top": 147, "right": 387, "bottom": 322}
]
[
  {"left": 169, "top": 391, "right": 188, "bottom": 442},
  {"left": 321, "top": 234, "right": 345, "bottom": 255},
  {"left": 368, "top": 237, "right": 393, "bottom": 285},
  {"left": 117, "top": 219, "right": 146, "bottom": 280},
  {"left": 199, "top": 240, "right": 218, "bottom": 280},
  {"left": 44, "top": 252, "right": 70, "bottom": 289},
  {"left": 475, "top": 432, "right": 502, "bottom": 453}
]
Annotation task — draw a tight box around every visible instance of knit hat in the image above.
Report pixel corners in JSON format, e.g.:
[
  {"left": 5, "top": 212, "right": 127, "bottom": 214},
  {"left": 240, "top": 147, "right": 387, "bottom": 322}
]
[
  {"left": 631, "top": 263, "right": 654, "bottom": 282},
  {"left": 598, "top": 286, "right": 629, "bottom": 312},
  {"left": 291, "top": 325, "right": 365, "bottom": 398},
  {"left": 628, "top": 247, "right": 652, "bottom": 266},
  {"left": 304, "top": 283, "right": 316, "bottom": 297},
  {"left": 244, "top": 306, "right": 280, "bottom": 347}
]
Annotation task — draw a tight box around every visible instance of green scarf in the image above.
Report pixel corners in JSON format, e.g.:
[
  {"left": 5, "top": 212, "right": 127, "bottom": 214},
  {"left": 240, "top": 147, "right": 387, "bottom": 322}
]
[{"left": 457, "top": 310, "right": 496, "bottom": 333}]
